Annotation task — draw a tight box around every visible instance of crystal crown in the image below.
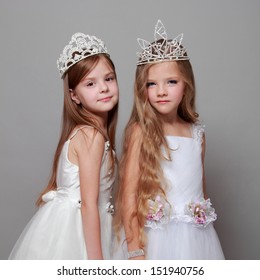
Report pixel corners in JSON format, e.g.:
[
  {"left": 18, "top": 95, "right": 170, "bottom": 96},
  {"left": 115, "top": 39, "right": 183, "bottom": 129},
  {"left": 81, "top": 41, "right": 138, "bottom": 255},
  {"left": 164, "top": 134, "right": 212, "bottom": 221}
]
[
  {"left": 57, "top": 32, "right": 109, "bottom": 78},
  {"left": 137, "top": 20, "right": 189, "bottom": 65}
]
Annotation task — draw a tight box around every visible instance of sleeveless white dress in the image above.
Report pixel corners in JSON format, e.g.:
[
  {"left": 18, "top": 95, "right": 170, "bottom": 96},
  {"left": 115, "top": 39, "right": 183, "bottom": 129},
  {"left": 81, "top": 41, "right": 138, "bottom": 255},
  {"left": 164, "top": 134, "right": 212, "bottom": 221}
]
[
  {"left": 113, "top": 123, "right": 224, "bottom": 260},
  {"left": 9, "top": 126, "right": 115, "bottom": 259}
]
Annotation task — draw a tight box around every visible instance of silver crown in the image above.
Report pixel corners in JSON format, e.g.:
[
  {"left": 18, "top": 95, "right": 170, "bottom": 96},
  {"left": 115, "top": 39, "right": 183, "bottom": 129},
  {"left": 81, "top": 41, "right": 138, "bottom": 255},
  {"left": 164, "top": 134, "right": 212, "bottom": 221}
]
[
  {"left": 57, "top": 32, "right": 109, "bottom": 78},
  {"left": 137, "top": 20, "right": 189, "bottom": 65}
]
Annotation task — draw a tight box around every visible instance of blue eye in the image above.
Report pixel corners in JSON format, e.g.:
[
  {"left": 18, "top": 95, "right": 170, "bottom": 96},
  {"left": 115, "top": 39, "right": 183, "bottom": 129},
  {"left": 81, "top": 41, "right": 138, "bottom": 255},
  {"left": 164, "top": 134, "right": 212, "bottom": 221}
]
[
  {"left": 168, "top": 80, "right": 178, "bottom": 85},
  {"left": 146, "top": 82, "right": 156, "bottom": 88}
]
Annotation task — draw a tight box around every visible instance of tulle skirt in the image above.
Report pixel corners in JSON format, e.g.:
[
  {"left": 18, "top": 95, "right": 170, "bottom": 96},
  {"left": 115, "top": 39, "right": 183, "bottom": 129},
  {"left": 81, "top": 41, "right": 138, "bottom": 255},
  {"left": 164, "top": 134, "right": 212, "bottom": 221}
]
[
  {"left": 112, "top": 221, "right": 225, "bottom": 260},
  {"left": 9, "top": 199, "right": 112, "bottom": 260}
]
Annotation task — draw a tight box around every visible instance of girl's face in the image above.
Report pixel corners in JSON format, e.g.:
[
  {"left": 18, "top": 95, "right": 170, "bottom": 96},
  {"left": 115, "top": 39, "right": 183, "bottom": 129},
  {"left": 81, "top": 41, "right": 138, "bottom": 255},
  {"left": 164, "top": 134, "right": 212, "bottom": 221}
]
[
  {"left": 71, "top": 56, "right": 119, "bottom": 116},
  {"left": 146, "top": 61, "right": 185, "bottom": 120}
]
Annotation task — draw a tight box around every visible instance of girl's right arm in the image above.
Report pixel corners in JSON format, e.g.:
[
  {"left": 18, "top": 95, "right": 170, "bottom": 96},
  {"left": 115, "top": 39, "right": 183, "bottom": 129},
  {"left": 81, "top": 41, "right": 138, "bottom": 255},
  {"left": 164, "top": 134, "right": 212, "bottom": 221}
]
[
  {"left": 122, "top": 125, "right": 145, "bottom": 260},
  {"left": 72, "top": 127, "right": 105, "bottom": 259}
]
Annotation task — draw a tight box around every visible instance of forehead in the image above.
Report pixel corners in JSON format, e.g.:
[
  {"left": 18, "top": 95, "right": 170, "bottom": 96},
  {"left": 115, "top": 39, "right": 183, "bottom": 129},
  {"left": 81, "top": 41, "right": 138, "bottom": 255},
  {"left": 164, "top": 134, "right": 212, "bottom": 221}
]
[
  {"left": 94, "top": 57, "right": 112, "bottom": 72},
  {"left": 148, "top": 61, "right": 180, "bottom": 77},
  {"left": 87, "top": 56, "right": 114, "bottom": 77}
]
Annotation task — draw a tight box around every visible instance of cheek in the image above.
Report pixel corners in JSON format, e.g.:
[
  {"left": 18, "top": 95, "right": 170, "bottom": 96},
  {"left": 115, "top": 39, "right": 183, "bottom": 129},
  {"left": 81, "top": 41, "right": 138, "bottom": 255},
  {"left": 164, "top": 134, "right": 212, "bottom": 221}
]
[
  {"left": 147, "top": 89, "right": 156, "bottom": 103},
  {"left": 112, "top": 83, "right": 119, "bottom": 96},
  {"left": 172, "top": 86, "right": 185, "bottom": 100},
  {"left": 113, "top": 88, "right": 119, "bottom": 103},
  {"left": 176, "top": 90, "right": 185, "bottom": 100},
  {"left": 79, "top": 91, "right": 96, "bottom": 104}
]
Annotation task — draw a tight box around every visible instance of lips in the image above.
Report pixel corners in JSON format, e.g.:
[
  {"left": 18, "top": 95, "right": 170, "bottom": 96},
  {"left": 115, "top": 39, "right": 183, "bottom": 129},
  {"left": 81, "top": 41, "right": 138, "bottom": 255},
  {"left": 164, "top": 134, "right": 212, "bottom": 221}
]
[
  {"left": 156, "top": 100, "right": 170, "bottom": 104},
  {"left": 98, "top": 96, "right": 112, "bottom": 102}
]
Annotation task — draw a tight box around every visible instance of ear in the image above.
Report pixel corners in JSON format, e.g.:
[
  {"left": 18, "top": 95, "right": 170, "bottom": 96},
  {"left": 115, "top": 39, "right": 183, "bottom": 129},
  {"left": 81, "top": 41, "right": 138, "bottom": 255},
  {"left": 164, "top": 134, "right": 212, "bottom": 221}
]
[{"left": 70, "top": 89, "right": 81, "bottom": 104}]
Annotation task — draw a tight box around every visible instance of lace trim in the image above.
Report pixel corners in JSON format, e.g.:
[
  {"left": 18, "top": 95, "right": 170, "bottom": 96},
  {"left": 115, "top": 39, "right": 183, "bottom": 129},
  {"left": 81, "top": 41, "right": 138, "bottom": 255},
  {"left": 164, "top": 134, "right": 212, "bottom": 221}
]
[
  {"left": 192, "top": 122, "right": 205, "bottom": 144},
  {"left": 177, "top": 198, "right": 217, "bottom": 228},
  {"left": 145, "top": 197, "right": 217, "bottom": 229},
  {"left": 145, "top": 195, "right": 173, "bottom": 230}
]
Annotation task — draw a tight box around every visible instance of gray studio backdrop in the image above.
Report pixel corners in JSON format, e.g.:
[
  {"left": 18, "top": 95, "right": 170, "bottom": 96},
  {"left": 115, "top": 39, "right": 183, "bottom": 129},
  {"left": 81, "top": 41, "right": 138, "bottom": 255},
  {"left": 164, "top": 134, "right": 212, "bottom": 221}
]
[{"left": 1, "top": 0, "right": 259, "bottom": 260}]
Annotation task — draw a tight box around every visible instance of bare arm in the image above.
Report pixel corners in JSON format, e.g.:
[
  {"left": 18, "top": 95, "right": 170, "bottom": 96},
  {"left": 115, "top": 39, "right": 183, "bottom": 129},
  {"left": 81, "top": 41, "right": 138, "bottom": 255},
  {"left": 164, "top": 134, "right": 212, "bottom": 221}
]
[
  {"left": 122, "top": 126, "right": 145, "bottom": 260},
  {"left": 73, "top": 128, "right": 105, "bottom": 259}
]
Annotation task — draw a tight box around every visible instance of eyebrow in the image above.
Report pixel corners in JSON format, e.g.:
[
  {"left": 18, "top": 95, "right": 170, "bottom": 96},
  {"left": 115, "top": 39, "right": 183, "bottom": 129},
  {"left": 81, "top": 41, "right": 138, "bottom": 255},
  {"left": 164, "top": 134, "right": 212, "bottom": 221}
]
[
  {"left": 147, "top": 76, "right": 179, "bottom": 81},
  {"left": 83, "top": 71, "right": 115, "bottom": 80}
]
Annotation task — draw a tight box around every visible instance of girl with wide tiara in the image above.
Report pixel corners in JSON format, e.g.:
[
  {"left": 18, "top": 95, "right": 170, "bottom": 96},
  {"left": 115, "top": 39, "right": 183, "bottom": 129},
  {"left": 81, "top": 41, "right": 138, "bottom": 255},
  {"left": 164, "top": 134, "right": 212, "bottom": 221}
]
[
  {"left": 113, "top": 20, "right": 224, "bottom": 259},
  {"left": 9, "top": 32, "right": 119, "bottom": 259}
]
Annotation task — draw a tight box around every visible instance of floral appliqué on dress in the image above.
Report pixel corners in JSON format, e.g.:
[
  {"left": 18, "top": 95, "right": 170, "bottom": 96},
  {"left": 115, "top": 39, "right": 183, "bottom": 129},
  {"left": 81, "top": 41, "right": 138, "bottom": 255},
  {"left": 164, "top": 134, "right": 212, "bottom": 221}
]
[
  {"left": 145, "top": 195, "right": 173, "bottom": 229},
  {"left": 185, "top": 198, "right": 217, "bottom": 228}
]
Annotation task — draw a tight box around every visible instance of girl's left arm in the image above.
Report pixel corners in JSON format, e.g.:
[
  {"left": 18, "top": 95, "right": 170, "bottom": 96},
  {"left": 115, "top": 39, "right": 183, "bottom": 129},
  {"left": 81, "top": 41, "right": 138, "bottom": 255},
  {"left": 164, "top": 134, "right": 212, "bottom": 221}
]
[{"left": 202, "top": 134, "right": 208, "bottom": 200}]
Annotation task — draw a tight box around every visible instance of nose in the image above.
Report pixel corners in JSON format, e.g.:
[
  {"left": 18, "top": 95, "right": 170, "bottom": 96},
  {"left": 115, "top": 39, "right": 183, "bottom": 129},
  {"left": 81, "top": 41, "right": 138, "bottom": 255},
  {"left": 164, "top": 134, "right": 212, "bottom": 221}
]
[
  {"left": 99, "top": 81, "right": 108, "bottom": 93},
  {"left": 157, "top": 84, "right": 167, "bottom": 97}
]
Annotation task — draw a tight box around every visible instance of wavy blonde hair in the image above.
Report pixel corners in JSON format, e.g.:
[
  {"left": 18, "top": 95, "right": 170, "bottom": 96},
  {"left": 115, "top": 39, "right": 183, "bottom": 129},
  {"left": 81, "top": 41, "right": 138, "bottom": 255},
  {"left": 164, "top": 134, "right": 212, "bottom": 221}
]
[
  {"left": 115, "top": 44, "right": 198, "bottom": 248},
  {"left": 36, "top": 54, "right": 118, "bottom": 206}
]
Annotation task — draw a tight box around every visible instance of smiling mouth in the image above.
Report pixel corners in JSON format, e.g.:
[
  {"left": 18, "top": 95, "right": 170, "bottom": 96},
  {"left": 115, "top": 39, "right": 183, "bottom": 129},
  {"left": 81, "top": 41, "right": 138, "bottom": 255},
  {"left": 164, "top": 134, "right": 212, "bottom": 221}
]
[{"left": 98, "top": 96, "right": 112, "bottom": 102}]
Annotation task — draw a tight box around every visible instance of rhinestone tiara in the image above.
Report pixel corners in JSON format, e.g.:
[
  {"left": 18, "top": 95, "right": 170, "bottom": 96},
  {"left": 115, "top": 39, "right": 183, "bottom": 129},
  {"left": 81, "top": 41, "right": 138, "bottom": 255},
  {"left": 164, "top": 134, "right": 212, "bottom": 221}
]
[
  {"left": 137, "top": 20, "right": 189, "bottom": 66},
  {"left": 57, "top": 32, "right": 109, "bottom": 78}
]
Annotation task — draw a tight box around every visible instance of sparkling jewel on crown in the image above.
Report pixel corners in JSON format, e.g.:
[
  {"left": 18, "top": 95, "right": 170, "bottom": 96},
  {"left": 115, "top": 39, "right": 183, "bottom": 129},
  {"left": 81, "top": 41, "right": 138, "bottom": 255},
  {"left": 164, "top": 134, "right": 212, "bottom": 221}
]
[
  {"left": 57, "top": 32, "right": 109, "bottom": 78},
  {"left": 136, "top": 20, "right": 189, "bottom": 65}
]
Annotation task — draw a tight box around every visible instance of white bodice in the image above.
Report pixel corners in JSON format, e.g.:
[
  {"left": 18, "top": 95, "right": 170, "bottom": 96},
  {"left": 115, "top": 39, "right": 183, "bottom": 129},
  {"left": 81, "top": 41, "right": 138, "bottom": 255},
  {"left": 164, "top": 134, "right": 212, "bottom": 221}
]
[
  {"left": 162, "top": 123, "right": 204, "bottom": 213},
  {"left": 43, "top": 128, "right": 115, "bottom": 211},
  {"left": 145, "top": 123, "right": 217, "bottom": 230}
]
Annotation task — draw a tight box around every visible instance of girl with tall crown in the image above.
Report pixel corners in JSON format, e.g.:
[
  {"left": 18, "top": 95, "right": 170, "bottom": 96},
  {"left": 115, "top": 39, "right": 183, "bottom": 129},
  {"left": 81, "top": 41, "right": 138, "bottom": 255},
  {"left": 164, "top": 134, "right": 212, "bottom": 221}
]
[
  {"left": 9, "top": 32, "right": 119, "bottom": 259},
  {"left": 113, "top": 20, "right": 224, "bottom": 259}
]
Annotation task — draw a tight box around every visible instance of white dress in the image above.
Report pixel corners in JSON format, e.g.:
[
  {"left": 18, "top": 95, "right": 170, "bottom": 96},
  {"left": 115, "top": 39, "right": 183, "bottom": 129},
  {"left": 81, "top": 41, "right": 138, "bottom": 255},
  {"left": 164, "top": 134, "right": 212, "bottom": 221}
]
[
  {"left": 9, "top": 126, "right": 115, "bottom": 259},
  {"left": 113, "top": 123, "right": 224, "bottom": 260}
]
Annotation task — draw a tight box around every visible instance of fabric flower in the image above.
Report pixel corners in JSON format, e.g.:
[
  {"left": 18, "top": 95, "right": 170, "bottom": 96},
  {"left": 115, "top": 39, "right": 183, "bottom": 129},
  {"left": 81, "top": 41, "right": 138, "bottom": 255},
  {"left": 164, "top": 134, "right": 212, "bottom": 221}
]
[
  {"left": 42, "top": 190, "right": 57, "bottom": 202},
  {"left": 186, "top": 198, "right": 217, "bottom": 227},
  {"left": 145, "top": 195, "right": 172, "bottom": 229}
]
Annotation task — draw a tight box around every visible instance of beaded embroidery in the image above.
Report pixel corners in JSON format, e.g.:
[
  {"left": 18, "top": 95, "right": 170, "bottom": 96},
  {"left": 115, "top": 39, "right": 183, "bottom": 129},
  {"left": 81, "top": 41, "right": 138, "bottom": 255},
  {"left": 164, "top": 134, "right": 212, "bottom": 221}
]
[{"left": 105, "top": 201, "right": 115, "bottom": 215}]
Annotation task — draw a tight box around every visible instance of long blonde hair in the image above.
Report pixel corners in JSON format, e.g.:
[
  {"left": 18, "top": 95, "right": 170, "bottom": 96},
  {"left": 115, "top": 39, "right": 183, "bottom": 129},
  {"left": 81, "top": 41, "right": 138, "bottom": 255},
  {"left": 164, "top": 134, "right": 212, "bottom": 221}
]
[
  {"left": 36, "top": 54, "right": 118, "bottom": 206},
  {"left": 115, "top": 56, "right": 198, "bottom": 248}
]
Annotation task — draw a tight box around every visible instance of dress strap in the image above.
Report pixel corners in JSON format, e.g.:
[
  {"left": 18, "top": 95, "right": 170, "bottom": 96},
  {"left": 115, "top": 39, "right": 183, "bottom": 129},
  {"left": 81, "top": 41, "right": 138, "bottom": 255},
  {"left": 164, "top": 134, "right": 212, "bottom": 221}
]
[{"left": 191, "top": 122, "right": 205, "bottom": 144}]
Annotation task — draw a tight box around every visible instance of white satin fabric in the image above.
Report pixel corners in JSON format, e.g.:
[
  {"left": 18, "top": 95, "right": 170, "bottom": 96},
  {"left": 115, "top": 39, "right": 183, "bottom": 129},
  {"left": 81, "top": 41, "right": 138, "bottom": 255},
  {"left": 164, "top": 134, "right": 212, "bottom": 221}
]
[
  {"left": 9, "top": 127, "right": 115, "bottom": 259},
  {"left": 113, "top": 123, "right": 225, "bottom": 260}
]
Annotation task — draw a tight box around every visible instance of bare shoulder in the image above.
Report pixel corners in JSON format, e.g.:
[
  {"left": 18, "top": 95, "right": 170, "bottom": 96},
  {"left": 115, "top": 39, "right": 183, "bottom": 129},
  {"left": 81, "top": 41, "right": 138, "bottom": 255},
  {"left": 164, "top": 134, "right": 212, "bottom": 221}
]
[{"left": 71, "top": 126, "right": 105, "bottom": 154}]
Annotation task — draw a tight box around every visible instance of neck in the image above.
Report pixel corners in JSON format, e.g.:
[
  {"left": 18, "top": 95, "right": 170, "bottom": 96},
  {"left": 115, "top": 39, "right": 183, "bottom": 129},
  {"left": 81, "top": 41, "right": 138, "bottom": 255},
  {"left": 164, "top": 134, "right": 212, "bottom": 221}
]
[
  {"left": 94, "top": 111, "right": 109, "bottom": 138},
  {"left": 161, "top": 111, "right": 180, "bottom": 126},
  {"left": 161, "top": 114, "right": 189, "bottom": 136},
  {"left": 80, "top": 106, "right": 109, "bottom": 138}
]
